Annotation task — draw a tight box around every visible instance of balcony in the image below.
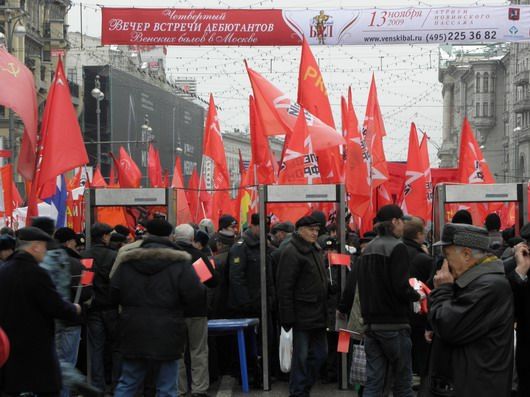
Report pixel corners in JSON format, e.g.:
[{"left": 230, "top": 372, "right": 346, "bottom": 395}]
[
  {"left": 514, "top": 97, "right": 530, "bottom": 113},
  {"left": 517, "top": 126, "right": 530, "bottom": 143},
  {"left": 515, "top": 70, "right": 530, "bottom": 86},
  {"left": 473, "top": 115, "right": 496, "bottom": 129}
]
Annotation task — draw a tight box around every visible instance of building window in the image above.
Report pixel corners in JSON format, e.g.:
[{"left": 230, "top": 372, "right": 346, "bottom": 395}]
[
  {"left": 483, "top": 72, "right": 489, "bottom": 93},
  {"left": 491, "top": 102, "right": 495, "bottom": 116},
  {"left": 483, "top": 102, "right": 489, "bottom": 117},
  {"left": 67, "top": 68, "right": 77, "bottom": 83},
  {"left": 475, "top": 73, "right": 481, "bottom": 93},
  {"left": 476, "top": 102, "right": 481, "bottom": 117}
]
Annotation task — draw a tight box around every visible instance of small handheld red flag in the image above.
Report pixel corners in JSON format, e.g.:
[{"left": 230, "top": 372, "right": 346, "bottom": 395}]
[
  {"left": 328, "top": 253, "right": 351, "bottom": 266},
  {"left": 193, "top": 258, "right": 212, "bottom": 283}
]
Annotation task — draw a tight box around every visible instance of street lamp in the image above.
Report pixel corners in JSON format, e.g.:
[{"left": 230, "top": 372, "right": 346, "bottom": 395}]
[{"left": 91, "top": 75, "right": 105, "bottom": 166}]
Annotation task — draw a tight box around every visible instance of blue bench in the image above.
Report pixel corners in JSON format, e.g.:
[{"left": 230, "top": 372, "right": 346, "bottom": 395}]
[{"left": 208, "top": 318, "right": 260, "bottom": 393}]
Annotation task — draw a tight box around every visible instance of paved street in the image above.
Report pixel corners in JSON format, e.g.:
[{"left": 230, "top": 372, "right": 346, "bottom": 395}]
[{"left": 210, "top": 376, "right": 358, "bottom": 397}]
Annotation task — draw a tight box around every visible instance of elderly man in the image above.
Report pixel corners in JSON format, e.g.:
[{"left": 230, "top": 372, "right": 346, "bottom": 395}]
[
  {"left": 0, "top": 227, "right": 81, "bottom": 396},
  {"left": 278, "top": 214, "right": 329, "bottom": 397},
  {"left": 429, "top": 223, "right": 514, "bottom": 396}
]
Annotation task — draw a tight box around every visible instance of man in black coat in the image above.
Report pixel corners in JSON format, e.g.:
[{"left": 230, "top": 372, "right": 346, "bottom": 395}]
[
  {"left": 110, "top": 218, "right": 204, "bottom": 396},
  {"left": 81, "top": 223, "right": 119, "bottom": 391},
  {"left": 0, "top": 227, "right": 81, "bottom": 396},
  {"left": 429, "top": 223, "right": 514, "bottom": 397},
  {"left": 173, "top": 223, "right": 218, "bottom": 397},
  {"left": 357, "top": 205, "right": 420, "bottom": 396},
  {"left": 402, "top": 217, "right": 434, "bottom": 387},
  {"left": 277, "top": 215, "right": 329, "bottom": 397}
]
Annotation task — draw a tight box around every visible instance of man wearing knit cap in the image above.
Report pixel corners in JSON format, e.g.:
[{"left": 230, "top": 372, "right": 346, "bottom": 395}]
[
  {"left": 110, "top": 218, "right": 204, "bottom": 396},
  {"left": 277, "top": 214, "right": 329, "bottom": 397},
  {"left": 357, "top": 204, "right": 419, "bottom": 396},
  {"left": 428, "top": 223, "right": 514, "bottom": 396},
  {"left": 173, "top": 224, "right": 218, "bottom": 397},
  {"left": 0, "top": 227, "right": 81, "bottom": 396}
]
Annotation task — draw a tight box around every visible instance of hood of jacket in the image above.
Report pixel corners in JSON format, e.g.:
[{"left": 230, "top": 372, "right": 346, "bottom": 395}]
[{"left": 120, "top": 237, "right": 191, "bottom": 275}]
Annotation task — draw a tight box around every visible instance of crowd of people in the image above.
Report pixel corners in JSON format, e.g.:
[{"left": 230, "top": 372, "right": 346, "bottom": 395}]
[{"left": 0, "top": 204, "right": 529, "bottom": 397}]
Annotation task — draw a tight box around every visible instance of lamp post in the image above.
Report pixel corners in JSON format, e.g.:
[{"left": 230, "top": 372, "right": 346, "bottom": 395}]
[
  {"left": 91, "top": 75, "right": 104, "bottom": 166},
  {"left": 141, "top": 115, "right": 153, "bottom": 185}
]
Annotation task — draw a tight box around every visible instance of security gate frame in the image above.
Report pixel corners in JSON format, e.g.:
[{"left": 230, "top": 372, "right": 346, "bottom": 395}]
[
  {"left": 434, "top": 183, "right": 529, "bottom": 242},
  {"left": 258, "top": 184, "right": 349, "bottom": 391},
  {"left": 84, "top": 188, "right": 176, "bottom": 247}
]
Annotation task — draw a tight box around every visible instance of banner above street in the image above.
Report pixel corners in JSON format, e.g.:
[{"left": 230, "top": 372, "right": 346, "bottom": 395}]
[{"left": 101, "top": 6, "right": 530, "bottom": 46}]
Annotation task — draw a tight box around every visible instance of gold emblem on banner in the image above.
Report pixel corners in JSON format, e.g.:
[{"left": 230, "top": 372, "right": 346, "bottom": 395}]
[{"left": 0, "top": 62, "right": 21, "bottom": 78}]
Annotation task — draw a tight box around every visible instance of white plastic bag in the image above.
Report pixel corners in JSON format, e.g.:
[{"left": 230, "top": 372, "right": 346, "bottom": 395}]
[{"left": 279, "top": 327, "right": 293, "bottom": 373}]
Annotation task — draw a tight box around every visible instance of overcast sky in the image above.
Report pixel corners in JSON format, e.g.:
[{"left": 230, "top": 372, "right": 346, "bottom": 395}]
[{"left": 67, "top": 0, "right": 511, "bottom": 165}]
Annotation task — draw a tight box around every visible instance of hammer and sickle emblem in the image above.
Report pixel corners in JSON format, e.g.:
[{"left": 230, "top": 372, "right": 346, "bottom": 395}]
[{"left": 0, "top": 63, "right": 21, "bottom": 78}]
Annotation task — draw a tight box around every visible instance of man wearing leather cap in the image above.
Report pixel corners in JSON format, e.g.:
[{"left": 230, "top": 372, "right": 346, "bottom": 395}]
[
  {"left": 428, "top": 223, "right": 514, "bottom": 396},
  {"left": 277, "top": 214, "right": 330, "bottom": 397}
]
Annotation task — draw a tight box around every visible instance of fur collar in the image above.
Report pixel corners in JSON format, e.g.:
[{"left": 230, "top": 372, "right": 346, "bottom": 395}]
[{"left": 120, "top": 247, "right": 191, "bottom": 264}]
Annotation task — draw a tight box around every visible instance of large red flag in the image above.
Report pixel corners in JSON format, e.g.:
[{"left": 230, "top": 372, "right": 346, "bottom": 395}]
[
  {"left": 170, "top": 156, "right": 192, "bottom": 225},
  {"left": 344, "top": 89, "right": 371, "bottom": 219},
  {"left": 203, "top": 94, "right": 230, "bottom": 190},
  {"left": 246, "top": 63, "right": 345, "bottom": 151},
  {"left": 147, "top": 143, "right": 163, "bottom": 188},
  {"left": 0, "top": 47, "right": 38, "bottom": 181},
  {"left": 297, "top": 37, "right": 343, "bottom": 183},
  {"left": 458, "top": 118, "right": 495, "bottom": 184},
  {"left": 249, "top": 96, "right": 276, "bottom": 185},
  {"left": 110, "top": 147, "right": 141, "bottom": 188},
  {"left": 278, "top": 107, "right": 322, "bottom": 185},
  {"left": 92, "top": 166, "right": 108, "bottom": 188},
  {"left": 32, "top": 58, "right": 89, "bottom": 199},
  {"left": 401, "top": 123, "right": 429, "bottom": 221},
  {"left": 419, "top": 133, "right": 433, "bottom": 221},
  {"left": 363, "top": 74, "right": 389, "bottom": 189}
]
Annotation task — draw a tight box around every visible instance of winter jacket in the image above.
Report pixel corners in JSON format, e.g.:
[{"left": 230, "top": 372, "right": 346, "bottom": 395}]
[
  {"left": 210, "top": 246, "right": 232, "bottom": 319},
  {"left": 357, "top": 235, "right": 419, "bottom": 327},
  {"left": 81, "top": 243, "right": 117, "bottom": 311},
  {"left": 277, "top": 232, "right": 329, "bottom": 330},
  {"left": 228, "top": 229, "right": 264, "bottom": 316},
  {"left": 110, "top": 237, "right": 205, "bottom": 360},
  {"left": 428, "top": 258, "right": 514, "bottom": 397},
  {"left": 0, "top": 251, "right": 79, "bottom": 394},
  {"left": 174, "top": 240, "right": 218, "bottom": 317}
]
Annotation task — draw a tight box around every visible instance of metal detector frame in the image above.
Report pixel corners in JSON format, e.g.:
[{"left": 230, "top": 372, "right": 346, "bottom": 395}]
[
  {"left": 84, "top": 188, "right": 176, "bottom": 248},
  {"left": 434, "top": 183, "right": 529, "bottom": 241},
  {"left": 258, "top": 184, "right": 349, "bottom": 391}
]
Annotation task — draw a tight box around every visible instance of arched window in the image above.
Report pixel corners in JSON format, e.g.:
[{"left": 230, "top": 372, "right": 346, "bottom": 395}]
[
  {"left": 483, "top": 102, "right": 488, "bottom": 117},
  {"left": 483, "top": 72, "right": 489, "bottom": 93},
  {"left": 475, "top": 73, "right": 481, "bottom": 93},
  {"left": 476, "top": 102, "right": 481, "bottom": 117}
]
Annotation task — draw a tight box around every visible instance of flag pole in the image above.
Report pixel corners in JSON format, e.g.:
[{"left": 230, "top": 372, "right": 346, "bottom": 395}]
[{"left": 196, "top": 156, "right": 205, "bottom": 221}]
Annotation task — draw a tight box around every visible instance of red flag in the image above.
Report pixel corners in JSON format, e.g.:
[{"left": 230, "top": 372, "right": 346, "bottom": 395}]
[
  {"left": 92, "top": 166, "right": 108, "bottom": 188},
  {"left": 67, "top": 169, "right": 82, "bottom": 191},
  {"left": 32, "top": 58, "right": 89, "bottom": 199},
  {"left": 147, "top": 143, "right": 163, "bottom": 187},
  {"left": 419, "top": 134, "right": 433, "bottom": 221},
  {"left": 344, "top": 89, "right": 371, "bottom": 219},
  {"left": 297, "top": 37, "right": 343, "bottom": 183},
  {"left": 401, "top": 123, "right": 429, "bottom": 221},
  {"left": 278, "top": 107, "right": 322, "bottom": 185},
  {"left": 246, "top": 63, "right": 345, "bottom": 151},
  {"left": 199, "top": 172, "right": 212, "bottom": 219},
  {"left": 170, "top": 156, "right": 192, "bottom": 225},
  {"left": 249, "top": 96, "right": 276, "bottom": 185},
  {"left": 363, "top": 74, "right": 389, "bottom": 189},
  {"left": 204, "top": 94, "right": 230, "bottom": 190},
  {"left": 458, "top": 118, "right": 495, "bottom": 184},
  {"left": 0, "top": 164, "right": 14, "bottom": 220},
  {"left": 110, "top": 147, "right": 141, "bottom": 188},
  {"left": 186, "top": 167, "right": 203, "bottom": 223},
  {"left": 0, "top": 47, "right": 38, "bottom": 181}
]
